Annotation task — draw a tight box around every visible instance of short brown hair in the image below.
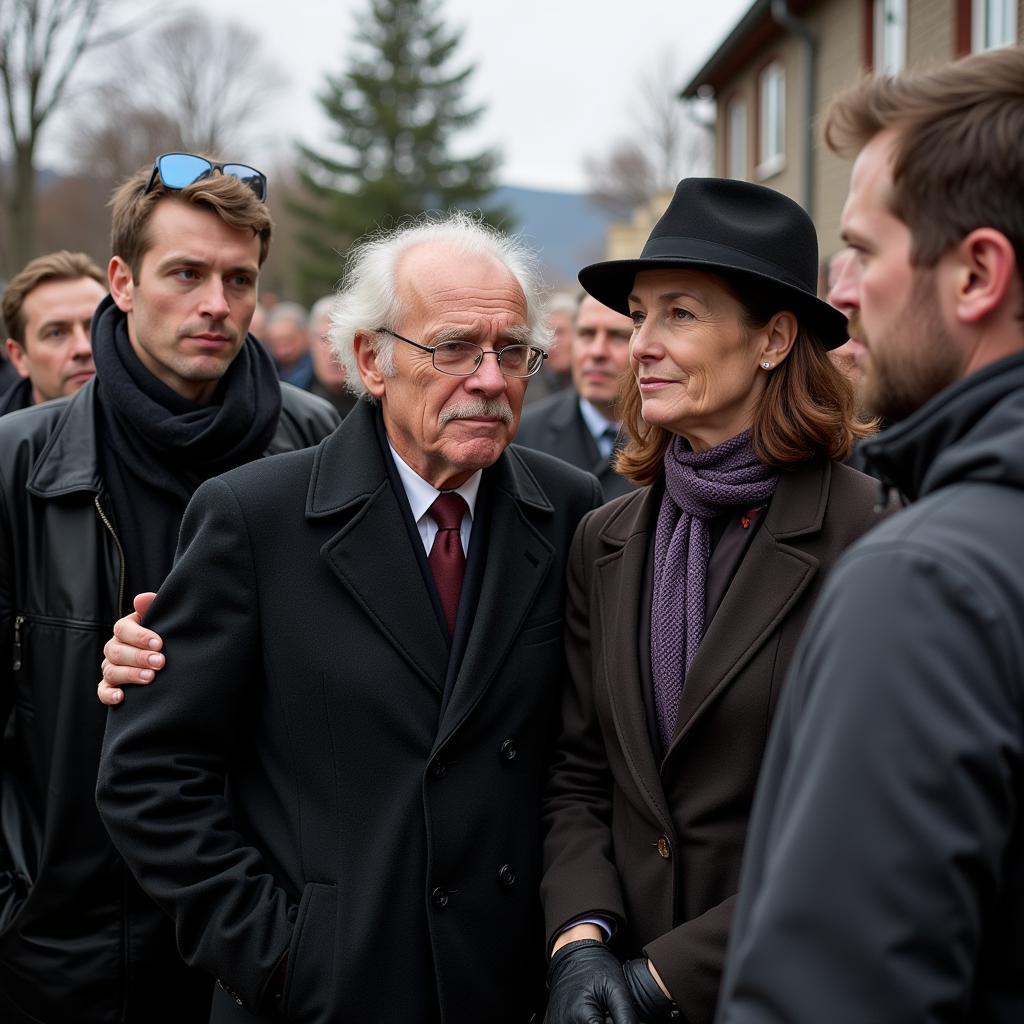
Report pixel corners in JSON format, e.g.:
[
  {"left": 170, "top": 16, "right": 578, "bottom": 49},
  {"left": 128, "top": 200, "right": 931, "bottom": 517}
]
[
  {"left": 2, "top": 250, "right": 105, "bottom": 346},
  {"left": 824, "top": 48, "right": 1024, "bottom": 289},
  {"left": 109, "top": 159, "right": 273, "bottom": 278},
  {"left": 615, "top": 272, "right": 873, "bottom": 485}
]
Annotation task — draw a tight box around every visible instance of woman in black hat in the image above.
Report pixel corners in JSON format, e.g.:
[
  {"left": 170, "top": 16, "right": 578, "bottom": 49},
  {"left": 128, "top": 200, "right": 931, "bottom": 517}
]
[{"left": 541, "top": 178, "right": 880, "bottom": 1024}]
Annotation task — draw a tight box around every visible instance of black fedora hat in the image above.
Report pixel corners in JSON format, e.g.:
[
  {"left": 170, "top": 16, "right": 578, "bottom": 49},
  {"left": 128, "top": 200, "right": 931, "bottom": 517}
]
[{"left": 579, "top": 177, "right": 848, "bottom": 349}]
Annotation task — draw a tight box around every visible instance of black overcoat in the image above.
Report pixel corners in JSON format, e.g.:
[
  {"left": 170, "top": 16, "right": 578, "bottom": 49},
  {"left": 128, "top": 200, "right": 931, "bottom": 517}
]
[
  {"left": 97, "top": 402, "right": 600, "bottom": 1024},
  {"left": 541, "top": 457, "right": 881, "bottom": 1022}
]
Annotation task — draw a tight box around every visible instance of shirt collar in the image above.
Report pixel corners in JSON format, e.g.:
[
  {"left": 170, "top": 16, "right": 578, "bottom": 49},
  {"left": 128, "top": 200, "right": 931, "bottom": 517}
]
[
  {"left": 577, "top": 397, "right": 619, "bottom": 442},
  {"left": 387, "top": 440, "right": 482, "bottom": 523}
]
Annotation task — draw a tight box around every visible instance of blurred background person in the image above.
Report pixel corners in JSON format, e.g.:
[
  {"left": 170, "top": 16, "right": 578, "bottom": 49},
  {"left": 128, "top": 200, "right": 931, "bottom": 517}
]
[
  {"left": 526, "top": 290, "right": 577, "bottom": 404},
  {"left": 540, "top": 179, "right": 880, "bottom": 1024},
  {"left": 517, "top": 293, "right": 635, "bottom": 501},
  {"left": 264, "top": 299, "right": 313, "bottom": 389},
  {"left": 1, "top": 251, "right": 106, "bottom": 415},
  {"left": 308, "top": 294, "right": 358, "bottom": 418}
]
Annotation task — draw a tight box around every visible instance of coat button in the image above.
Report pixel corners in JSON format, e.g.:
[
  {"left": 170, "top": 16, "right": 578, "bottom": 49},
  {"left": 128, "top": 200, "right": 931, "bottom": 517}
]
[
  {"left": 499, "top": 738, "right": 518, "bottom": 761},
  {"left": 657, "top": 836, "right": 671, "bottom": 859},
  {"left": 497, "top": 863, "right": 517, "bottom": 887},
  {"left": 430, "top": 761, "right": 447, "bottom": 779},
  {"left": 431, "top": 886, "right": 449, "bottom": 908}
]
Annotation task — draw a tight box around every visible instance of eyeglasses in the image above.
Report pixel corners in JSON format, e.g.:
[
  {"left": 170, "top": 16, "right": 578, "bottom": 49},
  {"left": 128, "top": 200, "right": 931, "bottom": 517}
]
[
  {"left": 377, "top": 329, "right": 547, "bottom": 378},
  {"left": 145, "top": 152, "right": 268, "bottom": 202}
]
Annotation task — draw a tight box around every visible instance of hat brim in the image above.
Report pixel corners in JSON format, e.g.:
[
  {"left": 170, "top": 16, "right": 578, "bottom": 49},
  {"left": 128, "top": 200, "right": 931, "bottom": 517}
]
[{"left": 579, "top": 256, "right": 849, "bottom": 351}]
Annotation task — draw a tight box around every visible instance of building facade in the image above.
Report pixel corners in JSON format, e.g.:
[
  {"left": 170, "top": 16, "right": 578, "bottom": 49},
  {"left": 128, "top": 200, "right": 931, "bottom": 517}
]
[{"left": 681, "top": 0, "right": 1022, "bottom": 260}]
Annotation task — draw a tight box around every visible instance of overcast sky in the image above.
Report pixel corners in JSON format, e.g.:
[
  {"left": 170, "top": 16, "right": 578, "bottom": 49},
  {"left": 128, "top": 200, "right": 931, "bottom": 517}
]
[{"left": 174, "top": 0, "right": 753, "bottom": 191}]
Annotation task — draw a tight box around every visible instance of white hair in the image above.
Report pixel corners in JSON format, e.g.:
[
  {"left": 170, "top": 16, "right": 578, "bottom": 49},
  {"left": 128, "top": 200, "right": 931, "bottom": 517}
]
[
  {"left": 328, "top": 211, "right": 550, "bottom": 399},
  {"left": 265, "top": 300, "right": 308, "bottom": 329}
]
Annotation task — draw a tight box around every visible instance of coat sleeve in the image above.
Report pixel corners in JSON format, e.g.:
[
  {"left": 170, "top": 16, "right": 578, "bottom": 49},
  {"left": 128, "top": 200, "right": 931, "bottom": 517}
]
[
  {"left": 716, "top": 540, "right": 1022, "bottom": 1023},
  {"left": 540, "top": 510, "right": 626, "bottom": 945},
  {"left": 96, "top": 475, "right": 292, "bottom": 1014},
  {"left": 0, "top": 458, "right": 20, "bottom": 923}
]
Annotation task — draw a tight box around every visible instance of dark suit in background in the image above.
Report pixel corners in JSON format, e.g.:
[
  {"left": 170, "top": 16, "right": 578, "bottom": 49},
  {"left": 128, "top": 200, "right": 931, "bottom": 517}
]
[{"left": 516, "top": 390, "right": 634, "bottom": 503}]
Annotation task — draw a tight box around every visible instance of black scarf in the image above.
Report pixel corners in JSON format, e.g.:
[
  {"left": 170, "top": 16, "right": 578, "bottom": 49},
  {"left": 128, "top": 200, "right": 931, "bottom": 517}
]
[{"left": 92, "top": 294, "right": 282, "bottom": 602}]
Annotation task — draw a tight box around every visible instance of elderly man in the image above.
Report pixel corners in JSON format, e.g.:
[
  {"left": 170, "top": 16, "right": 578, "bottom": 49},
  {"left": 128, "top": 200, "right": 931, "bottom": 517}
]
[
  {"left": 307, "top": 294, "right": 359, "bottom": 417},
  {"left": 516, "top": 293, "right": 635, "bottom": 502},
  {"left": 717, "top": 47, "right": 1024, "bottom": 1023},
  {"left": 95, "top": 213, "right": 601, "bottom": 1022},
  {"left": 0, "top": 155, "right": 338, "bottom": 1023},
  {"left": 1, "top": 250, "right": 106, "bottom": 415}
]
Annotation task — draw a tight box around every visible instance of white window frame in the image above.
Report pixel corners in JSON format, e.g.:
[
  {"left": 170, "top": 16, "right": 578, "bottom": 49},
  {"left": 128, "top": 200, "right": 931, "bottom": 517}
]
[
  {"left": 757, "top": 62, "right": 785, "bottom": 180},
  {"left": 873, "top": 0, "right": 907, "bottom": 75},
  {"left": 973, "top": 0, "right": 1018, "bottom": 51},
  {"left": 727, "top": 98, "right": 748, "bottom": 180}
]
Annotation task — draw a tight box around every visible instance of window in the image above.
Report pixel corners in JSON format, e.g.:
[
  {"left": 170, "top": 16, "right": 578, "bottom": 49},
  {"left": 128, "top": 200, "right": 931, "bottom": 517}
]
[
  {"left": 873, "top": 0, "right": 906, "bottom": 74},
  {"left": 727, "top": 98, "right": 748, "bottom": 180},
  {"left": 973, "top": 0, "right": 1017, "bottom": 50},
  {"left": 757, "top": 63, "right": 785, "bottom": 179}
]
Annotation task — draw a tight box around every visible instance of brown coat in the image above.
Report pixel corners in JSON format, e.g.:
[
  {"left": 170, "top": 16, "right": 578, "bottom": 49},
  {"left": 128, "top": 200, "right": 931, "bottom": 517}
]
[{"left": 540, "top": 457, "right": 881, "bottom": 1023}]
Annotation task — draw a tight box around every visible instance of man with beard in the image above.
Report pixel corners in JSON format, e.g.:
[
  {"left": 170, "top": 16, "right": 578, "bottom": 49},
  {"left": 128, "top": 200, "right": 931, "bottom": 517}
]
[
  {"left": 1, "top": 251, "right": 106, "bottom": 415},
  {"left": 94, "top": 214, "right": 601, "bottom": 1022},
  {"left": 716, "top": 47, "right": 1024, "bottom": 1023},
  {"left": 0, "top": 155, "right": 338, "bottom": 1023}
]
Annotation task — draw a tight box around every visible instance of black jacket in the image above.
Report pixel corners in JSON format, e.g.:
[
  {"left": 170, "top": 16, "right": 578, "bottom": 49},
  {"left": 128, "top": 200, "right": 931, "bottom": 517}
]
[
  {"left": 0, "top": 377, "right": 338, "bottom": 1023},
  {"left": 515, "top": 390, "right": 634, "bottom": 503},
  {"left": 0, "top": 378, "right": 31, "bottom": 417},
  {"left": 718, "top": 351, "right": 1024, "bottom": 1023},
  {"left": 96, "top": 403, "right": 601, "bottom": 1023}
]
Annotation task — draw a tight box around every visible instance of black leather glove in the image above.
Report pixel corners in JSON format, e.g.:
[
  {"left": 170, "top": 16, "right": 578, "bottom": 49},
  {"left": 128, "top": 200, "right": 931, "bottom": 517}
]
[
  {"left": 622, "top": 958, "right": 680, "bottom": 1021},
  {"left": 545, "top": 938, "right": 639, "bottom": 1024}
]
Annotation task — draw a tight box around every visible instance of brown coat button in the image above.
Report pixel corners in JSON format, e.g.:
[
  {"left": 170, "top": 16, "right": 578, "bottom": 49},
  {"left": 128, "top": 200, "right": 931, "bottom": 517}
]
[{"left": 657, "top": 836, "right": 671, "bottom": 859}]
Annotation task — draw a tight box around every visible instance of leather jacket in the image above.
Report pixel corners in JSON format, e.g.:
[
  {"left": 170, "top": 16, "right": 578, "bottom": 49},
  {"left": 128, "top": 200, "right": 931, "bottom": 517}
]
[{"left": 0, "top": 377, "right": 339, "bottom": 1022}]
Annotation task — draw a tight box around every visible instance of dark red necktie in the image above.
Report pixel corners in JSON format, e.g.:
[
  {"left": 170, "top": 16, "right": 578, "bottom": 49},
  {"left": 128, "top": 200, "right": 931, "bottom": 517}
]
[{"left": 427, "top": 492, "right": 467, "bottom": 636}]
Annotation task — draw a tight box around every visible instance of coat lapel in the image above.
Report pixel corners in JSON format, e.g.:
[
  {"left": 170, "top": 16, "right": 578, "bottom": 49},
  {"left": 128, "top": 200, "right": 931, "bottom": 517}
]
[
  {"left": 666, "top": 459, "right": 831, "bottom": 754},
  {"left": 594, "top": 488, "right": 674, "bottom": 829},
  {"left": 435, "top": 448, "right": 555, "bottom": 747},
  {"left": 307, "top": 404, "right": 449, "bottom": 693}
]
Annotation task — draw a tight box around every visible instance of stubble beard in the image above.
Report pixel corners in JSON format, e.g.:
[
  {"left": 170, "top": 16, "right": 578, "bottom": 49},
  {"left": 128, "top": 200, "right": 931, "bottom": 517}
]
[{"left": 855, "top": 271, "right": 964, "bottom": 423}]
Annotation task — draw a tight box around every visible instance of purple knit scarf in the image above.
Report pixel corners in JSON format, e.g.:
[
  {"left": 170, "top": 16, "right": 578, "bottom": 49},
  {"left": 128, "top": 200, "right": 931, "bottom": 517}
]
[{"left": 651, "top": 431, "right": 779, "bottom": 750}]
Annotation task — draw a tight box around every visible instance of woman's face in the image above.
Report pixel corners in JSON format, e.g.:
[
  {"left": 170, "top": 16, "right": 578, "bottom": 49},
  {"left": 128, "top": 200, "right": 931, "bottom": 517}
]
[{"left": 627, "top": 269, "right": 772, "bottom": 451}]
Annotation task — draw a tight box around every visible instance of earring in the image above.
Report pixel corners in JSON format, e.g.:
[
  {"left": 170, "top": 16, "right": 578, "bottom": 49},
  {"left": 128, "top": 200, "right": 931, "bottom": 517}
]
[{"left": 761, "top": 361, "right": 772, "bottom": 370}]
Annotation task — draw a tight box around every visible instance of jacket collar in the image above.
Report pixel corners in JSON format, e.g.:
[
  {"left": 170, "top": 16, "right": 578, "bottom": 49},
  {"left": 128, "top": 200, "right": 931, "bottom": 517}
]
[
  {"left": 26, "top": 379, "right": 103, "bottom": 498},
  {"left": 860, "top": 350, "right": 1024, "bottom": 502}
]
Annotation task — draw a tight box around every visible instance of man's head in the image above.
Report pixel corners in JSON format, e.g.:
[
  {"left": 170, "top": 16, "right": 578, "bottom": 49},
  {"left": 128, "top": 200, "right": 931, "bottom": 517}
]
[
  {"left": 309, "top": 295, "right": 347, "bottom": 392},
  {"left": 571, "top": 294, "right": 633, "bottom": 419},
  {"left": 2, "top": 251, "right": 106, "bottom": 404},
  {"left": 264, "top": 301, "right": 310, "bottom": 371},
  {"left": 828, "top": 47, "right": 1024, "bottom": 421},
  {"left": 330, "top": 213, "right": 547, "bottom": 489},
  {"left": 545, "top": 292, "right": 577, "bottom": 376},
  {"left": 106, "top": 157, "right": 274, "bottom": 404}
]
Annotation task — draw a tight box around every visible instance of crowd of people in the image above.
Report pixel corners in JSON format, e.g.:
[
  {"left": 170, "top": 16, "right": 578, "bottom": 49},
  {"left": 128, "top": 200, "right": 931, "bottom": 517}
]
[{"left": 0, "top": 45, "right": 1021, "bottom": 1024}]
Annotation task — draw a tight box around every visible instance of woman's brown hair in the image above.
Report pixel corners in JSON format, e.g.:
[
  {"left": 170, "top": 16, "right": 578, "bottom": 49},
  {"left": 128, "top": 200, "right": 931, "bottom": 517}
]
[{"left": 615, "top": 271, "right": 875, "bottom": 486}]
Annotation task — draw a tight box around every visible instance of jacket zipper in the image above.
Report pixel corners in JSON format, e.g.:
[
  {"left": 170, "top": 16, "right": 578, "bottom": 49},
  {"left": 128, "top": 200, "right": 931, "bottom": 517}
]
[
  {"left": 12, "top": 615, "right": 23, "bottom": 670},
  {"left": 94, "top": 495, "right": 127, "bottom": 616},
  {"left": 93, "top": 494, "right": 131, "bottom": 1021}
]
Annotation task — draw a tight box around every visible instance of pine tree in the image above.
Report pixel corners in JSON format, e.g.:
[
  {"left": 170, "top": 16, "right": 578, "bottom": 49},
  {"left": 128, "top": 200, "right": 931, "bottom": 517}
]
[{"left": 290, "top": 0, "right": 507, "bottom": 298}]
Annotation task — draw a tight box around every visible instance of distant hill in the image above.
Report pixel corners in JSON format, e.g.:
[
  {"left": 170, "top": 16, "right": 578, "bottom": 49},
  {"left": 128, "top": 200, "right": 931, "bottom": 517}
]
[{"left": 492, "top": 185, "right": 618, "bottom": 290}]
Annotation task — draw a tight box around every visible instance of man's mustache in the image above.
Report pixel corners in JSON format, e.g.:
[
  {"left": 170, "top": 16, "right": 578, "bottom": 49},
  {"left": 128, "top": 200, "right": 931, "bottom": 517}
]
[{"left": 439, "top": 398, "right": 514, "bottom": 427}]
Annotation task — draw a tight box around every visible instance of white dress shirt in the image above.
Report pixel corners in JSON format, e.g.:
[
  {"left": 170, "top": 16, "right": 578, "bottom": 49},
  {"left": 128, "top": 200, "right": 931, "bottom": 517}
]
[
  {"left": 577, "top": 398, "right": 621, "bottom": 460},
  {"left": 388, "top": 441, "right": 481, "bottom": 555}
]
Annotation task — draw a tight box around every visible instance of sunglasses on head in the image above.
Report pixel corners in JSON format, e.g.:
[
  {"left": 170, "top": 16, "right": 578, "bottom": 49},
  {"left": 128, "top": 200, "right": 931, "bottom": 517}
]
[{"left": 145, "top": 152, "right": 268, "bottom": 202}]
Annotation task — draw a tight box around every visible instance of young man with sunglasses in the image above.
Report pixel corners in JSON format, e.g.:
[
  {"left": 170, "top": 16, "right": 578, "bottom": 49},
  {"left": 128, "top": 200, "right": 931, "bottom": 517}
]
[{"left": 0, "top": 154, "right": 339, "bottom": 1023}]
